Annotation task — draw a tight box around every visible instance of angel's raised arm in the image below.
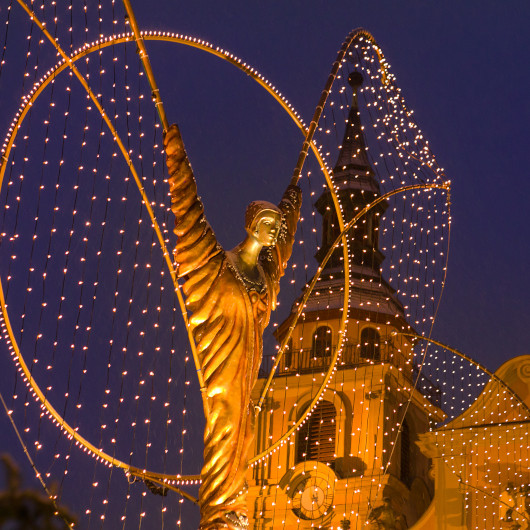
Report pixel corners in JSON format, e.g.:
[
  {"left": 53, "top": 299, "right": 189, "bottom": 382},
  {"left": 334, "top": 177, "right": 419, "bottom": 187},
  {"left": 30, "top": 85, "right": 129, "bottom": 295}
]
[{"left": 164, "top": 124, "right": 222, "bottom": 278}]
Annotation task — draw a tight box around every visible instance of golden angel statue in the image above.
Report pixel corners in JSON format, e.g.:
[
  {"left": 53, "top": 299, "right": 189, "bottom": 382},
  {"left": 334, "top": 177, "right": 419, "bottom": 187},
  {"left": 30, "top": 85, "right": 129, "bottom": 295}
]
[{"left": 164, "top": 124, "right": 301, "bottom": 529}]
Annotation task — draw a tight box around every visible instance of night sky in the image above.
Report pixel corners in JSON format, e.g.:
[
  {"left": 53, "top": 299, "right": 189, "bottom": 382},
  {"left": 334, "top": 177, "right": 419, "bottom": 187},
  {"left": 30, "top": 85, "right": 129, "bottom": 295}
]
[
  {"left": 1, "top": 1, "right": 529, "bottom": 527},
  {"left": 130, "top": 0, "right": 530, "bottom": 371}
]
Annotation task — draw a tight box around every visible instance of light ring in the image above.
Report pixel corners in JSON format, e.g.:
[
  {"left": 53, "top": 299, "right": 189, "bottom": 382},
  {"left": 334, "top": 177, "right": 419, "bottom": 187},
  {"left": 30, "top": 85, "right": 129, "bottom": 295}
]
[{"left": 0, "top": 31, "right": 351, "bottom": 484}]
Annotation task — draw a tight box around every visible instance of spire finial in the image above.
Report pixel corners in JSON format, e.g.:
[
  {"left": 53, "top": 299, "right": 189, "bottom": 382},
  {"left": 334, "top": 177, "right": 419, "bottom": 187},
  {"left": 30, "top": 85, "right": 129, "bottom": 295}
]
[{"left": 348, "top": 71, "right": 363, "bottom": 90}]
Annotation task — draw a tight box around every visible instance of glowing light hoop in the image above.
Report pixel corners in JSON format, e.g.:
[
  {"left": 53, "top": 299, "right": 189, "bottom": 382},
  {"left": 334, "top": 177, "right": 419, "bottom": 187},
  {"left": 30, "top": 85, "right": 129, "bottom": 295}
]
[
  {"left": 0, "top": 31, "right": 352, "bottom": 484},
  {"left": 251, "top": 182, "right": 451, "bottom": 463}
]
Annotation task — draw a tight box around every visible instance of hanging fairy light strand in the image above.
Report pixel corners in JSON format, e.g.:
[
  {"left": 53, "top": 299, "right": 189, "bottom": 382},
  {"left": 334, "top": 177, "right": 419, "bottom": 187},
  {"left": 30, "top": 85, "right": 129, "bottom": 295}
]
[
  {"left": 1, "top": 7, "right": 524, "bottom": 529},
  {"left": 248, "top": 30, "right": 453, "bottom": 528},
  {"left": 0, "top": 20, "right": 346, "bottom": 484}
]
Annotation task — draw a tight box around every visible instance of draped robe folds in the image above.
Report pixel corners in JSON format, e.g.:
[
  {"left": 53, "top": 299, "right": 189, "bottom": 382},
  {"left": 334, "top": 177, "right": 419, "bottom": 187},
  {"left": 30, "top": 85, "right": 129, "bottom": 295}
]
[{"left": 165, "top": 126, "right": 301, "bottom": 529}]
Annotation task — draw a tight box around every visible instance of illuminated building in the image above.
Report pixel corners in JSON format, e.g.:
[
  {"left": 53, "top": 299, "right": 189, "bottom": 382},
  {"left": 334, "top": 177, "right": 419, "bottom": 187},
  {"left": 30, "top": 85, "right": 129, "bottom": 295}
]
[{"left": 247, "top": 72, "right": 446, "bottom": 529}]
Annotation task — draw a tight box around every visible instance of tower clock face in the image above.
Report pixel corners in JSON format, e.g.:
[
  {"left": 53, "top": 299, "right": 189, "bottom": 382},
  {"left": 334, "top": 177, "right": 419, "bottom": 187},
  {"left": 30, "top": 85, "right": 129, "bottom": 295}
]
[{"left": 292, "top": 475, "right": 334, "bottom": 519}]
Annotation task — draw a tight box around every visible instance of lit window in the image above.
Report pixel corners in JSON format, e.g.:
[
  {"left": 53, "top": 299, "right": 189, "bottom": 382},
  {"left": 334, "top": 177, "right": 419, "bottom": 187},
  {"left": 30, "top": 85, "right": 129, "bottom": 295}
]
[
  {"left": 360, "top": 327, "right": 380, "bottom": 360},
  {"left": 284, "top": 338, "right": 293, "bottom": 368},
  {"left": 312, "top": 326, "right": 332, "bottom": 358}
]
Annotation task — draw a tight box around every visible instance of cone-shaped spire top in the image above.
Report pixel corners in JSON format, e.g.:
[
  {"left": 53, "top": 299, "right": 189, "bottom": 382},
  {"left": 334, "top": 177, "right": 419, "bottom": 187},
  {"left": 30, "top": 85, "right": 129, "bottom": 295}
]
[
  {"left": 315, "top": 71, "right": 385, "bottom": 267},
  {"left": 332, "top": 72, "right": 380, "bottom": 195}
]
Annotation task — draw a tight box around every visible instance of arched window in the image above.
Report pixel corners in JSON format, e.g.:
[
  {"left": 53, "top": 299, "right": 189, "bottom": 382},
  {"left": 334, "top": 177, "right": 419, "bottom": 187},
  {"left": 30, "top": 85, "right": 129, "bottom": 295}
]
[
  {"left": 323, "top": 210, "right": 332, "bottom": 249},
  {"left": 360, "top": 327, "right": 380, "bottom": 361},
  {"left": 296, "top": 400, "right": 336, "bottom": 465},
  {"left": 284, "top": 338, "right": 293, "bottom": 369},
  {"left": 400, "top": 419, "right": 412, "bottom": 487},
  {"left": 312, "top": 326, "right": 332, "bottom": 358},
  {"left": 322, "top": 210, "right": 339, "bottom": 250}
]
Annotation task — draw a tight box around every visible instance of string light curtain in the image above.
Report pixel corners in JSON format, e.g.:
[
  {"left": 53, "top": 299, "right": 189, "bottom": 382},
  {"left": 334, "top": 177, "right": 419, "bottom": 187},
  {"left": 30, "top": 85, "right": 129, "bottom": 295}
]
[{"left": 1, "top": 4, "right": 527, "bottom": 529}]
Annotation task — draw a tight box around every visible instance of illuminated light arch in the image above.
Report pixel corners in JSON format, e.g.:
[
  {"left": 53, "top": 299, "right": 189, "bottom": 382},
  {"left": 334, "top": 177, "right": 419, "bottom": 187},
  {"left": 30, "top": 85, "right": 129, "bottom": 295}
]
[
  {"left": 0, "top": 26, "right": 360, "bottom": 485},
  {"left": 250, "top": 182, "right": 451, "bottom": 464},
  {"left": 0, "top": 9, "right": 452, "bottom": 498}
]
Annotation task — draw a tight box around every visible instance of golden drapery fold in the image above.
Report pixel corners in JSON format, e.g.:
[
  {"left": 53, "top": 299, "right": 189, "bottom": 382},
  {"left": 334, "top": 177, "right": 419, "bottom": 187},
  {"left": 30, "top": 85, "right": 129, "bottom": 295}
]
[{"left": 165, "top": 125, "right": 301, "bottom": 529}]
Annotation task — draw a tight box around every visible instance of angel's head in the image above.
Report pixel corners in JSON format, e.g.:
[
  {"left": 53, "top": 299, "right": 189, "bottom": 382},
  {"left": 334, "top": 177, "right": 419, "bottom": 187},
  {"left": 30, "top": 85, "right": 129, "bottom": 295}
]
[{"left": 245, "top": 201, "right": 282, "bottom": 247}]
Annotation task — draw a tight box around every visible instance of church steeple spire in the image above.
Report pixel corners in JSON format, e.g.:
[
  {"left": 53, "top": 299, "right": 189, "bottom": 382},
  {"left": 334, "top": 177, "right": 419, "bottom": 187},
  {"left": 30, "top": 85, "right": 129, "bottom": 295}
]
[
  {"left": 276, "top": 70, "right": 409, "bottom": 348},
  {"left": 333, "top": 71, "right": 377, "bottom": 189},
  {"left": 251, "top": 70, "right": 439, "bottom": 530},
  {"left": 315, "top": 71, "right": 385, "bottom": 273}
]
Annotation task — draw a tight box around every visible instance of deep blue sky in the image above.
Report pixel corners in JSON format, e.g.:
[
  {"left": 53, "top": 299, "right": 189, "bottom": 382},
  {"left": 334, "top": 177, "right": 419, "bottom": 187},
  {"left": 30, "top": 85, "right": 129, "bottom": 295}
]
[
  {"left": 1, "top": 1, "right": 529, "bottom": 526},
  {"left": 130, "top": 0, "right": 530, "bottom": 371}
]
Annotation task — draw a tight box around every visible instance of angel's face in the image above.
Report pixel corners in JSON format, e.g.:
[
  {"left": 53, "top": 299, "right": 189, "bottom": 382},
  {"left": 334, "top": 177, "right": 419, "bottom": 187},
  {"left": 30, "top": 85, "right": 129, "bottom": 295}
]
[{"left": 254, "top": 214, "right": 281, "bottom": 247}]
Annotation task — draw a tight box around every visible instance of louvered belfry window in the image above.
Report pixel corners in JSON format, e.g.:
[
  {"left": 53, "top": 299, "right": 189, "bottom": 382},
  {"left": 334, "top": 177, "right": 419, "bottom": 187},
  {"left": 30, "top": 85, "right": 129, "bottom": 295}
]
[{"left": 296, "top": 400, "right": 336, "bottom": 464}]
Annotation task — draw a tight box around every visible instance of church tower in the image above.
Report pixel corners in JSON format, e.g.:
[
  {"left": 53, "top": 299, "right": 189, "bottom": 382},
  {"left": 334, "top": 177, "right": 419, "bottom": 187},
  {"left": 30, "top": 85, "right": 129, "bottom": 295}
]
[{"left": 247, "top": 73, "right": 445, "bottom": 529}]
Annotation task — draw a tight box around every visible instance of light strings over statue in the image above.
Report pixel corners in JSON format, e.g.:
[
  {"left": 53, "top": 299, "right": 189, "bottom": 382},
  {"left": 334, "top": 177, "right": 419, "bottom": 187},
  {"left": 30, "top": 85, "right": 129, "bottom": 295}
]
[{"left": 164, "top": 125, "right": 301, "bottom": 530}]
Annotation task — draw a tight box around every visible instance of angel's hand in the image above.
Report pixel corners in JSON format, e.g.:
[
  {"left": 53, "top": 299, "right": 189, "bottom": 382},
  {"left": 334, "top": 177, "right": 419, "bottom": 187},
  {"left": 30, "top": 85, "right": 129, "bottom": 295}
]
[{"left": 164, "top": 124, "right": 184, "bottom": 158}]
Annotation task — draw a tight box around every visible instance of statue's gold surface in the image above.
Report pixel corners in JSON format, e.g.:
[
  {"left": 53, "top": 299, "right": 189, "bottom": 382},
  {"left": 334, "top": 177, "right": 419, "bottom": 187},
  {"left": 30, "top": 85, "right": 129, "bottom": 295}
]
[{"left": 164, "top": 125, "right": 301, "bottom": 529}]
